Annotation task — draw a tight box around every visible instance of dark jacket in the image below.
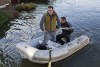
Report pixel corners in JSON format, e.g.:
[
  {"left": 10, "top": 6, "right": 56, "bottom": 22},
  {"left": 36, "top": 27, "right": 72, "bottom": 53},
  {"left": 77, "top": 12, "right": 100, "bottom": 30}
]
[{"left": 61, "top": 21, "right": 73, "bottom": 35}]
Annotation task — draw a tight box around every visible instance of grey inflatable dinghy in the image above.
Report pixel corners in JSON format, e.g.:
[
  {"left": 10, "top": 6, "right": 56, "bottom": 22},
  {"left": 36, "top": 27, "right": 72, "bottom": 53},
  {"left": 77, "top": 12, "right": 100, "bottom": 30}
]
[{"left": 16, "top": 32, "right": 89, "bottom": 64}]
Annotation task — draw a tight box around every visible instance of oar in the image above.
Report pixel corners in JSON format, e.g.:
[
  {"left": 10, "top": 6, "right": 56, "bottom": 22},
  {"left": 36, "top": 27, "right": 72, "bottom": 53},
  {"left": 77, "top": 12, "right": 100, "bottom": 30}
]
[{"left": 48, "top": 48, "right": 52, "bottom": 67}]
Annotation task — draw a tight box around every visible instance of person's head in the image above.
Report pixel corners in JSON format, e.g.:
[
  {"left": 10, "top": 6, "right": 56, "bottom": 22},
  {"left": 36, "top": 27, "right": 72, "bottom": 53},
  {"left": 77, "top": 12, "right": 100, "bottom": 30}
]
[
  {"left": 61, "top": 17, "right": 66, "bottom": 23},
  {"left": 47, "top": 6, "right": 54, "bottom": 15}
]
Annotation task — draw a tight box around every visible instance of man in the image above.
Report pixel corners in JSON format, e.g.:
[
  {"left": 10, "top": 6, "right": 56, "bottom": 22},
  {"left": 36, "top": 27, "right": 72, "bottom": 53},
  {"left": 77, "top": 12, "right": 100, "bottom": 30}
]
[
  {"left": 56, "top": 17, "right": 74, "bottom": 45},
  {"left": 39, "top": 6, "right": 60, "bottom": 49}
]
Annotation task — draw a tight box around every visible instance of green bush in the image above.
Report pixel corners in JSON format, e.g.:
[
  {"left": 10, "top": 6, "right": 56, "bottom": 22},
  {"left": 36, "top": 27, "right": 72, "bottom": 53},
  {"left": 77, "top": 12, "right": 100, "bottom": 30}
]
[
  {"left": 0, "top": 11, "right": 10, "bottom": 26},
  {"left": 4, "top": 9, "right": 20, "bottom": 19},
  {"left": 16, "top": 3, "right": 37, "bottom": 11}
]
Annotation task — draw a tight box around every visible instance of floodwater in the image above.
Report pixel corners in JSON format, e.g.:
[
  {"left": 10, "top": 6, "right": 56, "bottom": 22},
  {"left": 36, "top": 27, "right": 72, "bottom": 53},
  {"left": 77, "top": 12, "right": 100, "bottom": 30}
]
[{"left": 0, "top": 0, "right": 100, "bottom": 67}]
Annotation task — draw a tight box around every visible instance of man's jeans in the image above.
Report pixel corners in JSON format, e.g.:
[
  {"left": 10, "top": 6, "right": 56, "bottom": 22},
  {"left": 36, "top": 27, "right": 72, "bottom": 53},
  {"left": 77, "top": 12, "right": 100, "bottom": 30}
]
[{"left": 42, "top": 31, "right": 56, "bottom": 45}]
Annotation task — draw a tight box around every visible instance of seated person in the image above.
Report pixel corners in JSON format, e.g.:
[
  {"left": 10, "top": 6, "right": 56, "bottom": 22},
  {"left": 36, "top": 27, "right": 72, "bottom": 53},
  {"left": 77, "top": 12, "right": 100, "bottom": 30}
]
[{"left": 56, "top": 17, "right": 74, "bottom": 45}]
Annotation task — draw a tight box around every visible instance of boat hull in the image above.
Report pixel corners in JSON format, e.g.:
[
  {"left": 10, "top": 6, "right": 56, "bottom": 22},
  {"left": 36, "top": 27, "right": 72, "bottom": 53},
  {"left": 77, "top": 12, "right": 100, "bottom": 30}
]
[{"left": 16, "top": 35, "right": 89, "bottom": 64}]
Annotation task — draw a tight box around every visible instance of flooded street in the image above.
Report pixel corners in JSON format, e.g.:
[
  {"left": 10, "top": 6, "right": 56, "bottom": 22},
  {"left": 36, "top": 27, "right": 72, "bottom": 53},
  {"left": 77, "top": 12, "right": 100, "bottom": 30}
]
[{"left": 0, "top": 0, "right": 100, "bottom": 67}]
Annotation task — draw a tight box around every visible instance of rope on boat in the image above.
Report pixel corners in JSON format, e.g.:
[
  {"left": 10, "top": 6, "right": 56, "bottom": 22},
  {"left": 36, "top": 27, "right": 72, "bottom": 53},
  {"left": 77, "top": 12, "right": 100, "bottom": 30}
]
[{"left": 48, "top": 48, "right": 52, "bottom": 67}]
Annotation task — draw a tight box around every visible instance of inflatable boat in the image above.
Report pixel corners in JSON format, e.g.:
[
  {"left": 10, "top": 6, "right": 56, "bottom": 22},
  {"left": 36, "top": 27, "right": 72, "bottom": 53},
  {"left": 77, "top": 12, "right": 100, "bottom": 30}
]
[{"left": 16, "top": 32, "right": 89, "bottom": 64}]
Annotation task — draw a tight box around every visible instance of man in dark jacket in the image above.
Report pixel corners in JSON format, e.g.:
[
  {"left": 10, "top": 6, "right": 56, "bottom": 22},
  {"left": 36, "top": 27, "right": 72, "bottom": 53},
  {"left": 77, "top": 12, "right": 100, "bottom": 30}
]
[{"left": 56, "top": 17, "right": 74, "bottom": 45}]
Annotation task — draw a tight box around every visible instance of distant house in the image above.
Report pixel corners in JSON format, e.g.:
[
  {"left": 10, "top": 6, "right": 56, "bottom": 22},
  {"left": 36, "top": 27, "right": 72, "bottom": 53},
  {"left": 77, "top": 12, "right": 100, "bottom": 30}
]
[{"left": 0, "top": 0, "right": 11, "bottom": 8}]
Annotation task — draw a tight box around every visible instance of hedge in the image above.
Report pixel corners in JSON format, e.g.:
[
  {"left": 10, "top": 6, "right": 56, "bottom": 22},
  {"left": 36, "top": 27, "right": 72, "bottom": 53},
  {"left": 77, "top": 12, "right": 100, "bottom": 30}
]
[
  {"left": 16, "top": 3, "right": 37, "bottom": 11},
  {"left": 0, "top": 11, "right": 10, "bottom": 27},
  {"left": 0, "top": 6, "right": 20, "bottom": 27}
]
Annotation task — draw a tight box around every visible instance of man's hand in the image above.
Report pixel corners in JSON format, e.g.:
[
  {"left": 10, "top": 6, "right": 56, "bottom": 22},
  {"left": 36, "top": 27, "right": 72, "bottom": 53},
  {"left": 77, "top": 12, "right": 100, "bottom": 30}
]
[
  {"left": 61, "top": 27, "right": 73, "bottom": 30},
  {"left": 54, "top": 28, "right": 57, "bottom": 31},
  {"left": 65, "top": 27, "right": 69, "bottom": 30},
  {"left": 44, "top": 29, "right": 47, "bottom": 32}
]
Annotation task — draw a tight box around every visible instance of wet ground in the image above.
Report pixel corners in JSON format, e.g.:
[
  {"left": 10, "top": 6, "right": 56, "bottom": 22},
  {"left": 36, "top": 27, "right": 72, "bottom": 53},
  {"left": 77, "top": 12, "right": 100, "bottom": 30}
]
[{"left": 0, "top": 0, "right": 100, "bottom": 67}]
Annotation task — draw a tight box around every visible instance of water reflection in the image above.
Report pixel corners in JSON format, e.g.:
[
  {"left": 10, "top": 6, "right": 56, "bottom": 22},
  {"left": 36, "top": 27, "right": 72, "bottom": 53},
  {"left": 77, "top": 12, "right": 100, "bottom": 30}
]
[{"left": 75, "top": 0, "right": 100, "bottom": 8}]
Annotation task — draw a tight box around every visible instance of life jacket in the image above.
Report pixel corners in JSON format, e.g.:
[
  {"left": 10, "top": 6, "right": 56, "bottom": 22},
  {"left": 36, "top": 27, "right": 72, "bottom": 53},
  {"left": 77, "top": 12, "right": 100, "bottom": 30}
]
[{"left": 44, "top": 12, "right": 57, "bottom": 31}]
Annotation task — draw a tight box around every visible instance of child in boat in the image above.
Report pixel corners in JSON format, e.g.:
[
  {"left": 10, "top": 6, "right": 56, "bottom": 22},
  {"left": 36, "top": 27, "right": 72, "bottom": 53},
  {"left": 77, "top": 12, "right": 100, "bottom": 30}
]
[{"left": 56, "top": 17, "right": 74, "bottom": 45}]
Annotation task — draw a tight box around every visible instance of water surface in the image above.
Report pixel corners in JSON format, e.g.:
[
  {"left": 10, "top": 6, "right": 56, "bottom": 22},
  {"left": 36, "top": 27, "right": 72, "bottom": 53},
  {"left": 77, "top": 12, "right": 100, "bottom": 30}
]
[{"left": 0, "top": 0, "right": 100, "bottom": 67}]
